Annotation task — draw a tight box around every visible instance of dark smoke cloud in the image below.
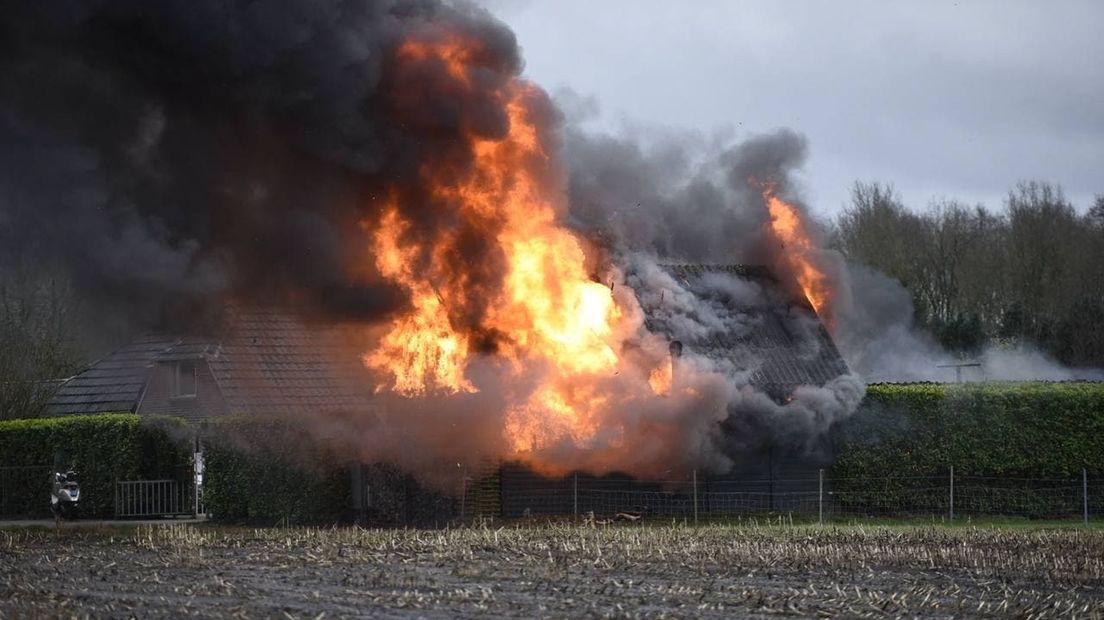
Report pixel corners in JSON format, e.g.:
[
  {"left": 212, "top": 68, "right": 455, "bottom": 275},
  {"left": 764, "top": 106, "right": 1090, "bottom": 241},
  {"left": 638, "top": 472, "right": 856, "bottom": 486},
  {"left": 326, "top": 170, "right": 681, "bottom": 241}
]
[
  {"left": 556, "top": 113, "right": 868, "bottom": 466},
  {"left": 562, "top": 106, "right": 822, "bottom": 267},
  {"left": 559, "top": 96, "right": 1100, "bottom": 385},
  {"left": 0, "top": 0, "right": 521, "bottom": 339},
  {"left": 560, "top": 100, "right": 850, "bottom": 321},
  {"left": 3, "top": 0, "right": 872, "bottom": 480}
]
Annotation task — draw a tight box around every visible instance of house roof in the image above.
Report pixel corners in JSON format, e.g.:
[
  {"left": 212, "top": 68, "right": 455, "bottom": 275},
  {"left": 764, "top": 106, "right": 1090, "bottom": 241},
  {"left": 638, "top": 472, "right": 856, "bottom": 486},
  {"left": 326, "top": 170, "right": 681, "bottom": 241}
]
[
  {"left": 205, "top": 306, "right": 370, "bottom": 416},
  {"left": 47, "top": 263, "right": 848, "bottom": 417},
  {"left": 46, "top": 307, "right": 372, "bottom": 417},
  {"left": 45, "top": 334, "right": 180, "bottom": 415},
  {"left": 653, "top": 264, "right": 848, "bottom": 396}
]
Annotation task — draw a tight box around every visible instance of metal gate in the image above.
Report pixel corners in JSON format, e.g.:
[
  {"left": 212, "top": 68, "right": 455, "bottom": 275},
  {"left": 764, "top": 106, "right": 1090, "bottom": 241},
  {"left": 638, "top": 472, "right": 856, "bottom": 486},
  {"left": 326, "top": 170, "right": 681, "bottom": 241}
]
[{"left": 115, "top": 479, "right": 194, "bottom": 518}]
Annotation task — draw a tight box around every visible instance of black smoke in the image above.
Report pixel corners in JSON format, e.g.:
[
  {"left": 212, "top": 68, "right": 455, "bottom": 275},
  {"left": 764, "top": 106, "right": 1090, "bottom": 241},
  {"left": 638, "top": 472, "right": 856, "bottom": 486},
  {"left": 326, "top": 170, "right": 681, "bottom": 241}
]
[
  {"left": 0, "top": 0, "right": 523, "bottom": 343},
  {"left": 1, "top": 1, "right": 871, "bottom": 478}
]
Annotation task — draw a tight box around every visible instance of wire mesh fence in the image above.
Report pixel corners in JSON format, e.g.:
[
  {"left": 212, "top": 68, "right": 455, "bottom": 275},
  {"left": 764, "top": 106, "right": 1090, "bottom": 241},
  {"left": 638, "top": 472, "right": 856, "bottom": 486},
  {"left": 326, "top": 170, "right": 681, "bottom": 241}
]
[
  {"left": 467, "top": 468, "right": 1099, "bottom": 523},
  {"left": 8, "top": 460, "right": 1096, "bottom": 524},
  {"left": 0, "top": 466, "right": 52, "bottom": 518}
]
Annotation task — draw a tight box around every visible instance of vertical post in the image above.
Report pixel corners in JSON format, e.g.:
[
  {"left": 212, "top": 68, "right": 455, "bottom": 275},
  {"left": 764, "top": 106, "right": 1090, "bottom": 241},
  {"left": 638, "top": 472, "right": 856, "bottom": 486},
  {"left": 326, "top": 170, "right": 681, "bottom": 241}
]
[
  {"left": 1084, "top": 468, "right": 1089, "bottom": 525},
  {"left": 768, "top": 445, "right": 775, "bottom": 512},
  {"left": 459, "top": 466, "right": 466, "bottom": 521},
  {"left": 193, "top": 447, "right": 200, "bottom": 517},
  {"left": 573, "top": 472, "right": 578, "bottom": 517},
  {"left": 692, "top": 469, "right": 699, "bottom": 525},
  {"left": 818, "top": 468, "right": 824, "bottom": 524},
  {"left": 949, "top": 466, "right": 955, "bottom": 521}
]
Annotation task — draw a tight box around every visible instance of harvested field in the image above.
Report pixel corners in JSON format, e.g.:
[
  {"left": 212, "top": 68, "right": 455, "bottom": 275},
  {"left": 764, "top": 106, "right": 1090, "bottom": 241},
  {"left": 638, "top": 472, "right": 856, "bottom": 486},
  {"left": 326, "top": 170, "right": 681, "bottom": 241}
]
[{"left": 2, "top": 523, "right": 1103, "bottom": 618}]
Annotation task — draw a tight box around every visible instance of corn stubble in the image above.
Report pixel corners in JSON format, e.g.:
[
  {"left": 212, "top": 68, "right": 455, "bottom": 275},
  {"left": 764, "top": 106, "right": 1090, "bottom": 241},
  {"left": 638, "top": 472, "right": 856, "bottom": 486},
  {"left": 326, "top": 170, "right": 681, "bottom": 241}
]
[{"left": 2, "top": 523, "right": 1102, "bottom": 618}]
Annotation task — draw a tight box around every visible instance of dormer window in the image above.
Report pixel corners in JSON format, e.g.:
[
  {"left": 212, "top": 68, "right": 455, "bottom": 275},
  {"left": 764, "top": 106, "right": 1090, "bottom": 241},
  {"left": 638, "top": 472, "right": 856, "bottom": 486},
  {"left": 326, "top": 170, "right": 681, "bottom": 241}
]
[{"left": 172, "top": 361, "right": 197, "bottom": 398}]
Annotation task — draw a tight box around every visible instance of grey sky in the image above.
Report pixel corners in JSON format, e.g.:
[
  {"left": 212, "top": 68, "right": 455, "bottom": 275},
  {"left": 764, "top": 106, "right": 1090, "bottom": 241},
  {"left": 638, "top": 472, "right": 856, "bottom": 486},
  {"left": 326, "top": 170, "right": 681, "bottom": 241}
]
[{"left": 484, "top": 1, "right": 1103, "bottom": 218}]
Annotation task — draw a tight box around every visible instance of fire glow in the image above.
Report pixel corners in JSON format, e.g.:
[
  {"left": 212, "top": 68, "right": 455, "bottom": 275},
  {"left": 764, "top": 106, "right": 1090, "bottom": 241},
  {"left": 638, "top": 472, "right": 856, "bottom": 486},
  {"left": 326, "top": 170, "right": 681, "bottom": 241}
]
[
  {"left": 759, "top": 180, "right": 834, "bottom": 323},
  {"left": 362, "top": 35, "right": 631, "bottom": 456},
  {"left": 358, "top": 34, "right": 842, "bottom": 471}
]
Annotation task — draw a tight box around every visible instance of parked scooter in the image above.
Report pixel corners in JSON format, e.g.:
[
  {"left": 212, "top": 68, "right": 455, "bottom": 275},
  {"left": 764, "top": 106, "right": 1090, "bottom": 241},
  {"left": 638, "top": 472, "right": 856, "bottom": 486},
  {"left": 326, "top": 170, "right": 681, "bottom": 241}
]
[{"left": 50, "top": 470, "right": 81, "bottom": 520}]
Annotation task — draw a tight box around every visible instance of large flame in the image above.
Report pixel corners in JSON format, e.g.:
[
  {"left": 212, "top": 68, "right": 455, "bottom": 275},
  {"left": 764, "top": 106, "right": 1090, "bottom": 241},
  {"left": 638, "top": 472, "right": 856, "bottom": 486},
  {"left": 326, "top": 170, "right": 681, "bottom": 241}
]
[
  {"left": 363, "top": 205, "right": 476, "bottom": 395},
  {"left": 362, "top": 35, "right": 632, "bottom": 457},
  {"left": 758, "top": 180, "right": 834, "bottom": 323}
]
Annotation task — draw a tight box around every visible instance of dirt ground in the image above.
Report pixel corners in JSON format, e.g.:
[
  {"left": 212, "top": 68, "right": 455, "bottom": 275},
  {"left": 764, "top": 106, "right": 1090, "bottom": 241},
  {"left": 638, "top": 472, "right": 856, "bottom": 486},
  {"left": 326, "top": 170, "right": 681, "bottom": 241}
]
[{"left": 1, "top": 522, "right": 1102, "bottom": 618}]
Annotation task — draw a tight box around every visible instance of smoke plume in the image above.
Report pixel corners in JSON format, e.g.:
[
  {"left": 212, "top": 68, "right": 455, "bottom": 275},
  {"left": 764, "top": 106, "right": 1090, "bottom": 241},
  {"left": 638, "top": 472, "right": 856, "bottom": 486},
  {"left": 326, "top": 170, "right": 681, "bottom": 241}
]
[
  {"left": 2, "top": 0, "right": 870, "bottom": 482},
  {"left": 0, "top": 0, "right": 526, "bottom": 333},
  {"left": 838, "top": 265, "right": 1104, "bottom": 382}
]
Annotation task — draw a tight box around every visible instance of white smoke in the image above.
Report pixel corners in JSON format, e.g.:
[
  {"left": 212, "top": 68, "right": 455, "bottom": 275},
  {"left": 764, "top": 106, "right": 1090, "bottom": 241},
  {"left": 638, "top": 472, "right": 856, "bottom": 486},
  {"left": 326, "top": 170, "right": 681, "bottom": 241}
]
[{"left": 838, "top": 265, "right": 1104, "bottom": 382}]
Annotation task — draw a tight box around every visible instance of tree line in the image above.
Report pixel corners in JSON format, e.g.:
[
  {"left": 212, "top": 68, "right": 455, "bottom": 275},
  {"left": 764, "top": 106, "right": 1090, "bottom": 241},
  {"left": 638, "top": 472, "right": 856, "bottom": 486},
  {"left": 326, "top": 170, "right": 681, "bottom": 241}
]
[{"left": 832, "top": 180, "right": 1104, "bottom": 368}]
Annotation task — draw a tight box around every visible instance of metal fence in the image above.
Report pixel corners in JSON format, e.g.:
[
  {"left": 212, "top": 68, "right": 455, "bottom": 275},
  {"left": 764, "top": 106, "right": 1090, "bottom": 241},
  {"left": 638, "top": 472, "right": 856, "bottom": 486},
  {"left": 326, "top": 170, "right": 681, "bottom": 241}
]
[
  {"left": 114, "top": 479, "right": 195, "bottom": 518},
  {"left": 475, "top": 468, "right": 1100, "bottom": 523},
  {"left": 0, "top": 465, "right": 52, "bottom": 518}
]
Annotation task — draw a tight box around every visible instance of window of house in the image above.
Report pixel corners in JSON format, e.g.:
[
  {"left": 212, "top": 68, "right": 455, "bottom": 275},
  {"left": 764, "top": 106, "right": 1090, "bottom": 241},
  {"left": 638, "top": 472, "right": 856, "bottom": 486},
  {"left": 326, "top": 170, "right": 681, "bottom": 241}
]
[{"left": 173, "top": 361, "right": 197, "bottom": 398}]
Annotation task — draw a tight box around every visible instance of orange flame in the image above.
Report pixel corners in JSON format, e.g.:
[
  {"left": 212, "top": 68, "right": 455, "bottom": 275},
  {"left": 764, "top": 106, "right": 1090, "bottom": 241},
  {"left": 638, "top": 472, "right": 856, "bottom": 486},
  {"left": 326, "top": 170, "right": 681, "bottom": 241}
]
[
  {"left": 362, "top": 35, "right": 629, "bottom": 456},
  {"left": 648, "top": 362, "right": 672, "bottom": 396},
  {"left": 362, "top": 205, "right": 475, "bottom": 395},
  {"left": 758, "top": 180, "right": 833, "bottom": 323}
]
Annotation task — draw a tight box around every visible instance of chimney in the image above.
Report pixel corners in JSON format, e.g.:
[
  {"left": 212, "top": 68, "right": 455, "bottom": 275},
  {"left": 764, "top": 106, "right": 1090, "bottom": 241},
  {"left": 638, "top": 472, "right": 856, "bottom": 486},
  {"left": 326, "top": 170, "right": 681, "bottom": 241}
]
[{"left": 669, "top": 340, "right": 682, "bottom": 383}]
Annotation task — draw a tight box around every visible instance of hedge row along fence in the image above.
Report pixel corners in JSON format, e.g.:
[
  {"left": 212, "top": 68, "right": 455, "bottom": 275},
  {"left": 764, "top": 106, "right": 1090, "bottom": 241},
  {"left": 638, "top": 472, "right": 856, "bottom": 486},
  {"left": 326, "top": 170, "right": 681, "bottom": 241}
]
[
  {"left": 200, "top": 418, "right": 462, "bottom": 526},
  {"left": 830, "top": 382, "right": 1104, "bottom": 516},
  {"left": 200, "top": 418, "right": 351, "bottom": 525},
  {"left": 4, "top": 382, "right": 1101, "bottom": 521},
  {"left": 0, "top": 413, "right": 192, "bottom": 518}
]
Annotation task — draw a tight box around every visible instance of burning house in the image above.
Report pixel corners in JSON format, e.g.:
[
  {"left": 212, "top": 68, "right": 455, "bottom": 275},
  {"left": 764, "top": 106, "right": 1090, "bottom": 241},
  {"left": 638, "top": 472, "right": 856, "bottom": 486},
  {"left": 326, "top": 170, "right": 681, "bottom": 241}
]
[
  {"left": 14, "top": 1, "right": 865, "bottom": 521},
  {"left": 45, "top": 258, "right": 854, "bottom": 519},
  {"left": 646, "top": 263, "right": 847, "bottom": 403}
]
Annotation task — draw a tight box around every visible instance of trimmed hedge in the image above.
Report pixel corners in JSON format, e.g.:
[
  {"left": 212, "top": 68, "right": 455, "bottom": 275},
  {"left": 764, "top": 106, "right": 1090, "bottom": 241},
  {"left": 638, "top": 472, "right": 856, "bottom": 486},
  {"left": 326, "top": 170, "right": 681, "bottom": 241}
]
[
  {"left": 833, "top": 382, "right": 1104, "bottom": 478},
  {"left": 0, "top": 413, "right": 192, "bottom": 518},
  {"left": 831, "top": 382, "right": 1104, "bottom": 515},
  {"left": 201, "top": 418, "right": 350, "bottom": 524}
]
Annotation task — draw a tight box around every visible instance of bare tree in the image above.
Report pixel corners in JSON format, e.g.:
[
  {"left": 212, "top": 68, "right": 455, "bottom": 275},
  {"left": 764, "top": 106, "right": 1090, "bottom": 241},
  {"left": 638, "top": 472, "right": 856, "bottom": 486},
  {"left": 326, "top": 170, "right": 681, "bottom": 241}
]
[
  {"left": 1003, "top": 181, "right": 1080, "bottom": 340},
  {"left": 1090, "top": 195, "right": 1104, "bottom": 225},
  {"left": 0, "top": 202, "right": 83, "bottom": 419},
  {"left": 836, "top": 179, "right": 1104, "bottom": 365},
  {"left": 956, "top": 205, "right": 1007, "bottom": 330},
  {"left": 836, "top": 181, "right": 932, "bottom": 292}
]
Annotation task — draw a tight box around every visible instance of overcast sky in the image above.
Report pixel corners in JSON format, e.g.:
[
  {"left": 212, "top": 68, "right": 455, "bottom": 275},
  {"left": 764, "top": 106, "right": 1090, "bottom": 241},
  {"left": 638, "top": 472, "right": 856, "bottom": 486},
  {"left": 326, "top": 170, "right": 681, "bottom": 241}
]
[{"left": 483, "top": 1, "right": 1103, "bottom": 218}]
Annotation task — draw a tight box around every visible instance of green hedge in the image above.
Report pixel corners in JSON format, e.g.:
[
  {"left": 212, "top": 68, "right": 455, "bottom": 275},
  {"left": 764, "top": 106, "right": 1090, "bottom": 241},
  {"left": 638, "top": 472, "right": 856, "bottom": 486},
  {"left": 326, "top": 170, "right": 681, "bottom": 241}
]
[
  {"left": 0, "top": 413, "right": 192, "bottom": 518},
  {"left": 201, "top": 418, "right": 350, "bottom": 524},
  {"left": 833, "top": 382, "right": 1104, "bottom": 477},
  {"left": 831, "top": 382, "right": 1104, "bottom": 515}
]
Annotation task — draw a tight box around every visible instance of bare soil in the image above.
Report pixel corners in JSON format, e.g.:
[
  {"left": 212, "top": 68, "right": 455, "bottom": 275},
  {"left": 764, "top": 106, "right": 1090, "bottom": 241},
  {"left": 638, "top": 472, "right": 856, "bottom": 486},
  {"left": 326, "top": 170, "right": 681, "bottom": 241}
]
[{"left": 2, "top": 523, "right": 1102, "bottom": 618}]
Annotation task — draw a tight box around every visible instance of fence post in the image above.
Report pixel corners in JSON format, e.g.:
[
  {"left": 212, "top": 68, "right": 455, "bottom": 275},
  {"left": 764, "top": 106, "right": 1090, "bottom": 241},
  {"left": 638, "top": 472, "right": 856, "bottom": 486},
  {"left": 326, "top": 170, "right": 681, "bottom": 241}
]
[
  {"left": 193, "top": 452, "right": 200, "bottom": 518},
  {"left": 459, "top": 468, "right": 466, "bottom": 521},
  {"left": 572, "top": 473, "right": 578, "bottom": 517},
  {"left": 818, "top": 468, "right": 824, "bottom": 524},
  {"left": 1084, "top": 468, "right": 1089, "bottom": 525},
  {"left": 692, "top": 469, "right": 699, "bottom": 526},
  {"left": 949, "top": 466, "right": 955, "bottom": 521}
]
